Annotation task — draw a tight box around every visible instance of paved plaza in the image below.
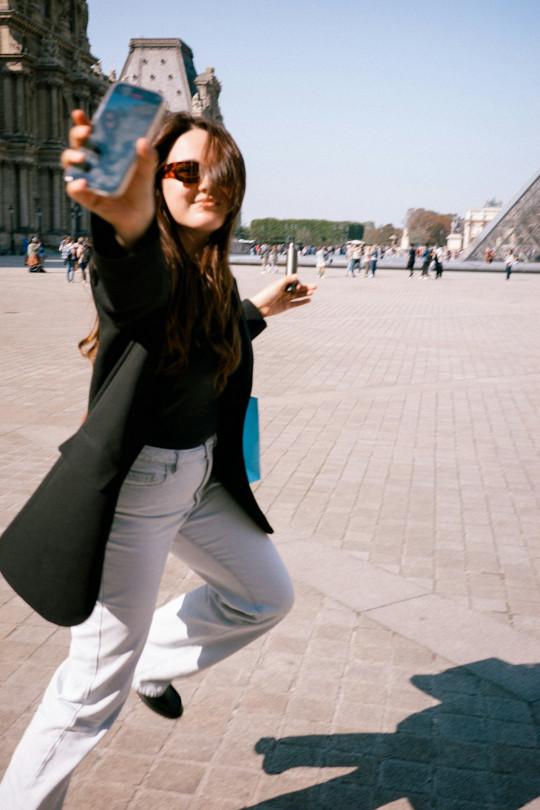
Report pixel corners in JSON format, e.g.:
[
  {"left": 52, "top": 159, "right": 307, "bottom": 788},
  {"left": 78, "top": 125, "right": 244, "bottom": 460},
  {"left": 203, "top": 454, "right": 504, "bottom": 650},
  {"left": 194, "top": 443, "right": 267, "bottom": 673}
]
[{"left": 1, "top": 256, "right": 539, "bottom": 808}]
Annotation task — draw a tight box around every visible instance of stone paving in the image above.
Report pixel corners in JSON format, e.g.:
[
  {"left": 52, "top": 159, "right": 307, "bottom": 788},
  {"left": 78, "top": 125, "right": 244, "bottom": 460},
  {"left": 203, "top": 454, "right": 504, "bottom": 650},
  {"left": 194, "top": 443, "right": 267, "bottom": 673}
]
[{"left": 0, "top": 256, "right": 539, "bottom": 808}]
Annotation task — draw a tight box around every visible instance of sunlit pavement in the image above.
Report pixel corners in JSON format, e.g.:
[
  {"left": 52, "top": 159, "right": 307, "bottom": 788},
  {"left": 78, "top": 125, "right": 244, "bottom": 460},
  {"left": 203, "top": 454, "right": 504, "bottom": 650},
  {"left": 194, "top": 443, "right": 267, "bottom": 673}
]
[{"left": 1, "top": 258, "right": 539, "bottom": 809}]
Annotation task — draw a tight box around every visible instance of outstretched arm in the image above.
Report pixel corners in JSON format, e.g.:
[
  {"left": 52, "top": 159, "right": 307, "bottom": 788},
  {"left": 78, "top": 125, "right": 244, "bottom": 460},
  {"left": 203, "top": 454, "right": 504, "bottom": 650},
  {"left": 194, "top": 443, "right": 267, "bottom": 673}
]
[{"left": 249, "top": 275, "right": 316, "bottom": 319}]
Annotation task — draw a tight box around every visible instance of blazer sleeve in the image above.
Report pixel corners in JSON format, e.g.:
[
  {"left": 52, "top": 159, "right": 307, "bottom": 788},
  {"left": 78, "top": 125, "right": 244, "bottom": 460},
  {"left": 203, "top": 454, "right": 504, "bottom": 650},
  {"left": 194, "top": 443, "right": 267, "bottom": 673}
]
[
  {"left": 90, "top": 215, "right": 170, "bottom": 332},
  {"left": 241, "top": 298, "right": 267, "bottom": 340}
]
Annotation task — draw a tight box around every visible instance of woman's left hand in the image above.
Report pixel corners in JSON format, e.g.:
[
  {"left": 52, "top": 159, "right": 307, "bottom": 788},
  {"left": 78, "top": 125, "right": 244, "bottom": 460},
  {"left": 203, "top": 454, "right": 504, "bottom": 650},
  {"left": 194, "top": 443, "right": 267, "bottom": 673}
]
[{"left": 250, "top": 275, "right": 316, "bottom": 318}]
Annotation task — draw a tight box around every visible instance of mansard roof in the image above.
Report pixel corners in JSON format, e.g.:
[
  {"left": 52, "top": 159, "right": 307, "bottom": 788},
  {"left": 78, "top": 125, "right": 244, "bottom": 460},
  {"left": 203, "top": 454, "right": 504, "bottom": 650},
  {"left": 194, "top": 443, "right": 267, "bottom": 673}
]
[{"left": 119, "top": 38, "right": 197, "bottom": 113}]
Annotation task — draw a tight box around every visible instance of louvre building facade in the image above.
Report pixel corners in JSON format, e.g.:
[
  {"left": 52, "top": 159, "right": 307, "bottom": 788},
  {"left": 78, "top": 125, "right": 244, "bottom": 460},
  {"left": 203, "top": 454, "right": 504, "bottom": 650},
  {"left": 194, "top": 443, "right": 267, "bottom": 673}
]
[
  {"left": 0, "top": 0, "right": 110, "bottom": 252},
  {"left": 0, "top": 4, "right": 225, "bottom": 252}
]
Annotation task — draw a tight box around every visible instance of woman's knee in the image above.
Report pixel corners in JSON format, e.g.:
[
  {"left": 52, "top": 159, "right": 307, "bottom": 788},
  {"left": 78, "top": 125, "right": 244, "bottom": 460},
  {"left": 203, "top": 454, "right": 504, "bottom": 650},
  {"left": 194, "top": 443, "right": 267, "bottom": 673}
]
[{"left": 260, "top": 567, "right": 295, "bottom": 625}]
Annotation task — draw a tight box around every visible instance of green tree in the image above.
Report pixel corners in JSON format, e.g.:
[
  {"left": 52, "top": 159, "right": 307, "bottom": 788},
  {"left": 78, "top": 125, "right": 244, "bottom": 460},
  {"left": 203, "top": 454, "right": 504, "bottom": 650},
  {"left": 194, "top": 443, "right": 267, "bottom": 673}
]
[
  {"left": 249, "top": 218, "right": 363, "bottom": 246},
  {"left": 234, "top": 224, "right": 251, "bottom": 239},
  {"left": 364, "top": 223, "right": 403, "bottom": 245},
  {"left": 347, "top": 223, "right": 364, "bottom": 241},
  {"left": 406, "top": 208, "right": 453, "bottom": 246}
]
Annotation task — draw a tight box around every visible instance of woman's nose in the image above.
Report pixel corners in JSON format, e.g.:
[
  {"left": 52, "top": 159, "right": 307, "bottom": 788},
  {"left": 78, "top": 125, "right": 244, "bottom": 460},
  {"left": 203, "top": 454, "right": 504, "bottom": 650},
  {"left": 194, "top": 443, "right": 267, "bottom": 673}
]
[{"left": 197, "top": 170, "right": 210, "bottom": 191}]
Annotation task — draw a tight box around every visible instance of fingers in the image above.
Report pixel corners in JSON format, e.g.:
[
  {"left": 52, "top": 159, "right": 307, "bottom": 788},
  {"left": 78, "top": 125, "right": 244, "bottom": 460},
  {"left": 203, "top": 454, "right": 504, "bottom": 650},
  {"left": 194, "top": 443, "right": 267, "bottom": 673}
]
[
  {"left": 61, "top": 148, "right": 86, "bottom": 171},
  {"left": 69, "top": 109, "right": 92, "bottom": 148},
  {"left": 132, "top": 137, "right": 158, "bottom": 182},
  {"left": 72, "top": 109, "right": 91, "bottom": 127}
]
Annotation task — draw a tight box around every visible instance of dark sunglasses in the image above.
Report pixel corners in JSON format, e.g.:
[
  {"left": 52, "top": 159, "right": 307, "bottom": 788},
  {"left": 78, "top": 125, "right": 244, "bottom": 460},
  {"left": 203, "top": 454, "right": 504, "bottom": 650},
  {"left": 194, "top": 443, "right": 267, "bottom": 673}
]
[{"left": 160, "top": 160, "right": 201, "bottom": 184}]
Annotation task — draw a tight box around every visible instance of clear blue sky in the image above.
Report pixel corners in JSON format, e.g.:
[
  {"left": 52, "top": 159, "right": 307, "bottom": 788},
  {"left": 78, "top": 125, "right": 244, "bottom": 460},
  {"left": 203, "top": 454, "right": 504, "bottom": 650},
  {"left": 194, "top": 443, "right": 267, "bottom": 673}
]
[{"left": 87, "top": 0, "right": 540, "bottom": 229}]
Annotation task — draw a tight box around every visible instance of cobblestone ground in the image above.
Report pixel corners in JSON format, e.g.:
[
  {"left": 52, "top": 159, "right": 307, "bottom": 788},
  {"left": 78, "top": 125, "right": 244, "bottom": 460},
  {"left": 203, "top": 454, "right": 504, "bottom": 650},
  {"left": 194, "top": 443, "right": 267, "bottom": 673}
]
[{"left": 0, "top": 258, "right": 539, "bottom": 808}]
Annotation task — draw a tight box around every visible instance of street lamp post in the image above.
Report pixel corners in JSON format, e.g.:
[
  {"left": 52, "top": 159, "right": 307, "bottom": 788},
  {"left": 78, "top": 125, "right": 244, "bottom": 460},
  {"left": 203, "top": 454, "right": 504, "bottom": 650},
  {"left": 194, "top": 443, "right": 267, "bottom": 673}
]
[{"left": 8, "top": 204, "right": 15, "bottom": 254}]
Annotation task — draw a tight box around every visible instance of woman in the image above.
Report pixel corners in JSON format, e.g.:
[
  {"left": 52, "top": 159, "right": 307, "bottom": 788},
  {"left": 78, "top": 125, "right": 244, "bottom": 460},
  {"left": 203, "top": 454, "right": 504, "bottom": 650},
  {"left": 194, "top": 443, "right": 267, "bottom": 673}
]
[
  {"left": 315, "top": 245, "right": 326, "bottom": 277},
  {"left": 504, "top": 249, "right": 517, "bottom": 279},
  {"left": 75, "top": 236, "right": 92, "bottom": 283},
  {"left": 26, "top": 236, "right": 43, "bottom": 272},
  {"left": 0, "top": 109, "right": 315, "bottom": 808}
]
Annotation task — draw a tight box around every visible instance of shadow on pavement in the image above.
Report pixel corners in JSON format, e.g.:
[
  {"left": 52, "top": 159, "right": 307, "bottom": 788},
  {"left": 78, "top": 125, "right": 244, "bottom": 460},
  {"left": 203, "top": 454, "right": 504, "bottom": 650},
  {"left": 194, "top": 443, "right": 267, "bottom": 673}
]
[{"left": 244, "top": 660, "right": 540, "bottom": 810}]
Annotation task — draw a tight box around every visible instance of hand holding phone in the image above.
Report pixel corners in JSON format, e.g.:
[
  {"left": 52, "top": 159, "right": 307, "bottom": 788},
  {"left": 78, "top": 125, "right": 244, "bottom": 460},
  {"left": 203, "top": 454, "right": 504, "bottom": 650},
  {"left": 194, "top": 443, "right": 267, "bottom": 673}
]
[
  {"left": 63, "top": 86, "right": 165, "bottom": 249},
  {"left": 64, "top": 83, "right": 165, "bottom": 198}
]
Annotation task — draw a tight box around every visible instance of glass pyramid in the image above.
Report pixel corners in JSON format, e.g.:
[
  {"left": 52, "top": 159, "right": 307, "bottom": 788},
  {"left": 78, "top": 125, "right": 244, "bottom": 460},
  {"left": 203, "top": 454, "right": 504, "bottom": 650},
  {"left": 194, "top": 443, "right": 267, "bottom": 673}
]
[{"left": 462, "top": 169, "right": 540, "bottom": 261}]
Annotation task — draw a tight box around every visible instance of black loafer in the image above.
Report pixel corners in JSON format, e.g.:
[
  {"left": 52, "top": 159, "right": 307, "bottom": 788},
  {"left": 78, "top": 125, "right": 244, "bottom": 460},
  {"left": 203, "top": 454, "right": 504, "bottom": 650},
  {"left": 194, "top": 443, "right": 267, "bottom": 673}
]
[{"left": 137, "top": 684, "right": 183, "bottom": 719}]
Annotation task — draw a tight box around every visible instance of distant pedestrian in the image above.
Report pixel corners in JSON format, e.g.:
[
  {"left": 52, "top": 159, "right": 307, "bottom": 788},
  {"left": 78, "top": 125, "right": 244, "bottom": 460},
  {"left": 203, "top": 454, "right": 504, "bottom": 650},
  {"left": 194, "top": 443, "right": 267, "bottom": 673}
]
[
  {"left": 421, "top": 246, "right": 431, "bottom": 277},
  {"left": 260, "top": 243, "right": 270, "bottom": 273},
  {"left": 316, "top": 246, "right": 326, "bottom": 278},
  {"left": 268, "top": 245, "right": 278, "bottom": 273},
  {"left": 368, "top": 246, "right": 378, "bottom": 277},
  {"left": 60, "top": 236, "right": 76, "bottom": 282},
  {"left": 433, "top": 247, "right": 444, "bottom": 279},
  {"left": 26, "top": 237, "right": 44, "bottom": 273},
  {"left": 406, "top": 244, "right": 416, "bottom": 277},
  {"left": 345, "top": 243, "right": 361, "bottom": 277},
  {"left": 504, "top": 250, "right": 517, "bottom": 279},
  {"left": 76, "top": 237, "right": 92, "bottom": 283}
]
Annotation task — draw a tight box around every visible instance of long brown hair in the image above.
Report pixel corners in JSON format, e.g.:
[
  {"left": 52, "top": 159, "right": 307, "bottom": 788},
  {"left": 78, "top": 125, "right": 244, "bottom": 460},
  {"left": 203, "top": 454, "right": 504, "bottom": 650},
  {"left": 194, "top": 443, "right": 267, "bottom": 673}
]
[{"left": 80, "top": 112, "right": 246, "bottom": 393}]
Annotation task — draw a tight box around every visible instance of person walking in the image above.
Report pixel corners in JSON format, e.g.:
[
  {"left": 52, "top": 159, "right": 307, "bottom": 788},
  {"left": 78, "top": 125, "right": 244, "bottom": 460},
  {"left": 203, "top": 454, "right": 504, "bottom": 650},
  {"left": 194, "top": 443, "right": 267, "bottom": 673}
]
[
  {"left": 406, "top": 244, "right": 416, "bottom": 277},
  {"left": 268, "top": 244, "right": 278, "bottom": 273},
  {"left": 368, "top": 245, "right": 378, "bottom": 277},
  {"left": 345, "top": 242, "right": 362, "bottom": 277},
  {"left": 420, "top": 245, "right": 431, "bottom": 278},
  {"left": 60, "top": 236, "right": 76, "bottom": 282},
  {"left": 76, "top": 237, "right": 92, "bottom": 283},
  {"left": 0, "top": 108, "right": 316, "bottom": 809},
  {"left": 260, "top": 242, "right": 270, "bottom": 273},
  {"left": 316, "top": 245, "right": 327, "bottom": 277},
  {"left": 504, "top": 249, "right": 517, "bottom": 279}
]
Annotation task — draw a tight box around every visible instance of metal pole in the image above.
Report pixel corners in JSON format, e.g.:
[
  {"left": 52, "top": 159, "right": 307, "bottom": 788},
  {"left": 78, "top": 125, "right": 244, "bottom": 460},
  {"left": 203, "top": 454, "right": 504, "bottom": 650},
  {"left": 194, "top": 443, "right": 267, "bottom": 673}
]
[{"left": 285, "top": 240, "right": 297, "bottom": 291}]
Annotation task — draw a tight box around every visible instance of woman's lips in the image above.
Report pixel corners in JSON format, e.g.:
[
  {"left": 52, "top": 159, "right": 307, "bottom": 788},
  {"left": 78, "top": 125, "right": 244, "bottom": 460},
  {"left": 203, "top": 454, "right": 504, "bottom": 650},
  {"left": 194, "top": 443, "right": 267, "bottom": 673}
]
[{"left": 195, "top": 199, "right": 221, "bottom": 209}]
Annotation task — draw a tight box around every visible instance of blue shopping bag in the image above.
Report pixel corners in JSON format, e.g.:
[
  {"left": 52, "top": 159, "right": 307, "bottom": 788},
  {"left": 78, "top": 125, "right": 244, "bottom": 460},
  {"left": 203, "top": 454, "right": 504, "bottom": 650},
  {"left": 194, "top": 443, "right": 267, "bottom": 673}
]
[{"left": 242, "top": 396, "right": 261, "bottom": 483}]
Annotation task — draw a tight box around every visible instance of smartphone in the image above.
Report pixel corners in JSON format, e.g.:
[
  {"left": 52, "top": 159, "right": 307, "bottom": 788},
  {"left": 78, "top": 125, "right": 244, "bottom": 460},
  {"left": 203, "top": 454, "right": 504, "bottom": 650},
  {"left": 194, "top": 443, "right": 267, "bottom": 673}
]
[{"left": 65, "top": 82, "right": 166, "bottom": 197}]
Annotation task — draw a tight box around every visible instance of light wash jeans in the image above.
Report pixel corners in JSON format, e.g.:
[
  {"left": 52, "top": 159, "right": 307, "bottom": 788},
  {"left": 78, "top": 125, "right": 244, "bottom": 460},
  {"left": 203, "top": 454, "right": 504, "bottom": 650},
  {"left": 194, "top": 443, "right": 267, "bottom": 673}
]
[{"left": 0, "top": 438, "right": 294, "bottom": 809}]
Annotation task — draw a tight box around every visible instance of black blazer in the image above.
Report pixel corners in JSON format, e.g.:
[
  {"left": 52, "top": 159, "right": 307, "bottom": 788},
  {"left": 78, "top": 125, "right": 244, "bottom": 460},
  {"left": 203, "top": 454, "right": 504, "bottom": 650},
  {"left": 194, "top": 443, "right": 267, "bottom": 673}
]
[{"left": 0, "top": 222, "right": 271, "bottom": 625}]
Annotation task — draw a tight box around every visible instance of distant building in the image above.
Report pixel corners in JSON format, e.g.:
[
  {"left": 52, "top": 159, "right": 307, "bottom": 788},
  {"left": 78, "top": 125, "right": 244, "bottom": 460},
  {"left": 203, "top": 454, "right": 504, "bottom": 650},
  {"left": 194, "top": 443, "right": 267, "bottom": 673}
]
[
  {"left": 446, "top": 200, "right": 502, "bottom": 255},
  {"left": 462, "top": 200, "right": 502, "bottom": 249},
  {"left": 0, "top": 0, "right": 109, "bottom": 251},
  {"left": 119, "top": 39, "right": 223, "bottom": 121}
]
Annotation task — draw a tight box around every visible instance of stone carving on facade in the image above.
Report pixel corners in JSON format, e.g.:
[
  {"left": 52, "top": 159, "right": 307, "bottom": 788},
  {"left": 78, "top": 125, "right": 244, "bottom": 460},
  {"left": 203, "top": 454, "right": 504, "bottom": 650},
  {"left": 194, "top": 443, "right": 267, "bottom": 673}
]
[
  {"left": 43, "top": 34, "right": 59, "bottom": 59},
  {"left": 72, "top": 49, "right": 87, "bottom": 75},
  {"left": 193, "top": 67, "right": 223, "bottom": 122},
  {"left": 450, "top": 215, "right": 463, "bottom": 234}
]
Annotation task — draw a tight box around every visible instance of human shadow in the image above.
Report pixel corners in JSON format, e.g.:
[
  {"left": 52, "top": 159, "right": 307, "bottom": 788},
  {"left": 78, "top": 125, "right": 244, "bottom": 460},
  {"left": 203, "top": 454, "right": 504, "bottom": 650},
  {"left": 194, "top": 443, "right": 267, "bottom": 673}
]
[{"left": 243, "top": 659, "right": 540, "bottom": 809}]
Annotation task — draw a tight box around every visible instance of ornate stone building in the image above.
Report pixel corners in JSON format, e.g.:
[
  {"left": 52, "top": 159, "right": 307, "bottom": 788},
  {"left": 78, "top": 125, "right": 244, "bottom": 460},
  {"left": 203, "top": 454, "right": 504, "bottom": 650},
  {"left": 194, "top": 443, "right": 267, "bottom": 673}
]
[
  {"left": 445, "top": 201, "right": 503, "bottom": 255},
  {"left": 119, "top": 38, "right": 223, "bottom": 122},
  {"left": 0, "top": 0, "right": 108, "bottom": 251}
]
